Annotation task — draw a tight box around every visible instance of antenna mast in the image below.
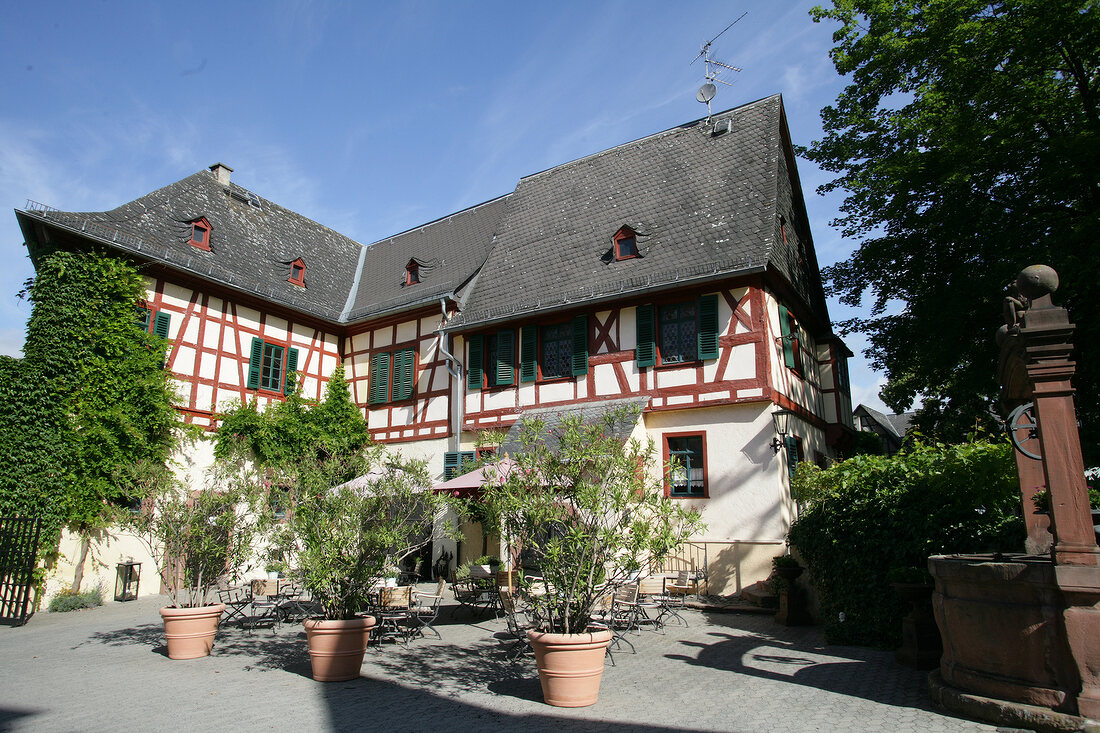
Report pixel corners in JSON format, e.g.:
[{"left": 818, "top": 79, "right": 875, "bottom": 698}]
[{"left": 691, "top": 13, "right": 745, "bottom": 122}]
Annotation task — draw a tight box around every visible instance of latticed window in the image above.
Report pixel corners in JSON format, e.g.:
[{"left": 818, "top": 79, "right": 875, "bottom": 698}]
[
  {"left": 246, "top": 337, "right": 298, "bottom": 395},
  {"left": 260, "top": 343, "right": 285, "bottom": 392},
  {"left": 540, "top": 322, "right": 573, "bottom": 379},
  {"left": 667, "top": 435, "right": 705, "bottom": 497},
  {"left": 659, "top": 301, "right": 698, "bottom": 363}
]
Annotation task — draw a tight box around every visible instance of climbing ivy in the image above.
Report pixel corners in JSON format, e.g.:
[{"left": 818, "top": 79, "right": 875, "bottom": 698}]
[{"left": 0, "top": 250, "right": 181, "bottom": 553}]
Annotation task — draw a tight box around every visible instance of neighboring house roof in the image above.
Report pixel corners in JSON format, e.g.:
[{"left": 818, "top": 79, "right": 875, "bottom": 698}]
[
  {"left": 854, "top": 404, "right": 915, "bottom": 441},
  {"left": 344, "top": 195, "right": 510, "bottom": 322},
  {"left": 449, "top": 94, "right": 827, "bottom": 331},
  {"left": 16, "top": 94, "right": 830, "bottom": 334}
]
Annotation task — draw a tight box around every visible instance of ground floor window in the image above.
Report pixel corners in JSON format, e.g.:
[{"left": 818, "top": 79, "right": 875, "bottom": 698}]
[{"left": 665, "top": 433, "right": 706, "bottom": 497}]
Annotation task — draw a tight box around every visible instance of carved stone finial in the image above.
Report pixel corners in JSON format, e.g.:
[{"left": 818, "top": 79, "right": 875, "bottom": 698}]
[{"left": 1016, "top": 265, "right": 1059, "bottom": 300}]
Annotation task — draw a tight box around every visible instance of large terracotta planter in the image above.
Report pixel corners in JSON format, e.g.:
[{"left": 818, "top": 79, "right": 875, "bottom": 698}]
[
  {"left": 160, "top": 604, "right": 225, "bottom": 660},
  {"left": 528, "top": 628, "right": 613, "bottom": 707},
  {"left": 303, "top": 616, "right": 376, "bottom": 682}
]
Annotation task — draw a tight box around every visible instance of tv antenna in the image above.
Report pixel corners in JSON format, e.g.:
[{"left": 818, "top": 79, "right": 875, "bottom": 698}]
[{"left": 691, "top": 13, "right": 745, "bottom": 121}]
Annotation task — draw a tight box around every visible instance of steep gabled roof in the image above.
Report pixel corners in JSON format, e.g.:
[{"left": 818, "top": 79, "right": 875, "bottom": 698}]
[
  {"left": 449, "top": 94, "right": 815, "bottom": 330},
  {"left": 19, "top": 169, "right": 363, "bottom": 322},
  {"left": 343, "top": 194, "right": 510, "bottom": 321}
]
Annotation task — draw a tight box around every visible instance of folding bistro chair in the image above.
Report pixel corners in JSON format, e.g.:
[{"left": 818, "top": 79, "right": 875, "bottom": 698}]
[
  {"left": 408, "top": 578, "right": 446, "bottom": 640},
  {"left": 217, "top": 584, "right": 253, "bottom": 627}
]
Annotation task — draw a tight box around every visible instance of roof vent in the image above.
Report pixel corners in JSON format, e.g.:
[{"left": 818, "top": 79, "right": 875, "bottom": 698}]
[
  {"left": 711, "top": 119, "right": 732, "bottom": 137},
  {"left": 209, "top": 162, "right": 233, "bottom": 186}
]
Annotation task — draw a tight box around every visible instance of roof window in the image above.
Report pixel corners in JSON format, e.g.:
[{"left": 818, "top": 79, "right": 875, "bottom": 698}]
[
  {"left": 188, "top": 217, "right": 211, "bottom": 250},
  {"left": 288, "top": 258, "right": 306, "bottom": 287},
  {"left": 405, "top": 261, "right": 420, "bottom": 286},
  {"left": 613, "top": 226, "right": 639, "bottom": 261}
]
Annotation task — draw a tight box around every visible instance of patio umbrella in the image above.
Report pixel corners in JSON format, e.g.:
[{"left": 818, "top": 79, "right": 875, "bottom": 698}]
[{"left": 430, "top": 457, "right": 521, "bottom": 498}]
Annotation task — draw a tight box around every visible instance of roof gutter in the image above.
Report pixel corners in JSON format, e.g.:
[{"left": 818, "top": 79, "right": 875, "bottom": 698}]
[{"left": 441, "top": 264, "right": 767, "bottom": 334}]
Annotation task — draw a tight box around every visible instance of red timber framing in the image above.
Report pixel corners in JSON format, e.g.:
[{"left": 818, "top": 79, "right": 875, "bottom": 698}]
[
  {"left": 141, "top": 277, "right": 339, "bottom": 429},
  {"left": 463, "top": 282, "right": 775, "bottom": 432},
  {"left": 343, "top": 305, "right": 451, "bottom": 444}
]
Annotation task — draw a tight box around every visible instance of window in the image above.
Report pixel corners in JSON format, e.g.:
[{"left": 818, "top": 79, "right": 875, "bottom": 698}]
[
  {"left": 540, "top": 322, "right": 573, "bottom": 379},
  {"left": 405, "top": 261, "right": 420, "bottom": 286},
  {"left": 467, "top": 330, "right": 516, "bottom": 390},
  {"left": 779, "top": 307, "right": 803, "bottom": 375},
  {"left": 444, "top": 451, "right": 476, "bottom": 480},
  {"left": 246, "top": 337, "right": 299, "bottom": 395},
  {"left": 135, "top": 306, "right": 171, "bottom": 338},
  {"left": 473, "top": 316, "right": 587, "bottom": 388},
  {"left": 369, "top": 347, "right": 415, "bottom": 405},
  {"left": 635, "top": 294, "right": 719, "bottom": 368},
  {"left": 188, "top": 217, "right": 211, "bottom": 250},
  {"left": 785, "top": 435, "right": 804, "bottom": 478},
  {"left": 665, "top": 434, "right": 706, "bottom": 497},
  {"left": 613, "top": 227, "right": 639, "bottom": 260},
  {"left": 288, "top": 258, "right": 306, "bottom": 287}
]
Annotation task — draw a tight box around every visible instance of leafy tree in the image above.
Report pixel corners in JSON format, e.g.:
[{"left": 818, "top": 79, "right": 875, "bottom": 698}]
[
  {"left": 804, "top": 1, "right": 1100, "bottom": 461},
  {"left": 0, "top": 251, "right": 180, "bottom": 577}
]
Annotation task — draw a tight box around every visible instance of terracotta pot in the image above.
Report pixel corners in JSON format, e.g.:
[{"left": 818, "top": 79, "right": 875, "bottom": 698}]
[
  {"left": 160, "top": 604, "right": 225, "bottom": 660},
  {"left": 527, "top": 628, "right": 613, "bottom": 707},
  {"left": 775, "top": 564, "right": 804, "bottom": 582},
  {"left": 303, "top": 616, "right": 376, "bottom": 682}
]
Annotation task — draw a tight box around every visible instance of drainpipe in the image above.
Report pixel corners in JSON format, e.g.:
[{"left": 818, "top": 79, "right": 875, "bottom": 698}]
[{"left": 437, "top": 298, "right": 464, "bottom": 452}]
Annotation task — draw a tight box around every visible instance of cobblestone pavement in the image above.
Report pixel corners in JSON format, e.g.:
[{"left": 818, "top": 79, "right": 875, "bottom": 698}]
[{"left": 0, "top": 591, "right": 1003, "bottom": 733}]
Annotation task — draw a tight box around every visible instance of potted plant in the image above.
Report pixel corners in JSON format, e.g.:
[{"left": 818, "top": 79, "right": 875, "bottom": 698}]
[
  {"left": 771, "top": 554, "right": 810, "bottom": 626},
  {"left": 270, "top": 448, "right": 454, "bottom": 681},
  {"left": 124, "top": 464, "right": 260, "bottom": 660},
  {"left": 486, "top": 408, "right": 703, "bottom": 707}
]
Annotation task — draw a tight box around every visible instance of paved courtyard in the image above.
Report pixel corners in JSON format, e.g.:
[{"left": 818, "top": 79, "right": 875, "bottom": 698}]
[{"left": 0, "top": 592, "right": 1001, "bottom": 732}]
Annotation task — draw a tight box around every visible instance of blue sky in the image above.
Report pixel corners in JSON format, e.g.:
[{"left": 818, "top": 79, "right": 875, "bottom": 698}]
[{"left": 0, "top": 1, "right": 891, "bottom": 413}]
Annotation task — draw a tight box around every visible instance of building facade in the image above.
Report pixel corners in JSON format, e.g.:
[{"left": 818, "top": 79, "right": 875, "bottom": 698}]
[{"left": 16, "top": 94, "right": 853, "bottom": 598}]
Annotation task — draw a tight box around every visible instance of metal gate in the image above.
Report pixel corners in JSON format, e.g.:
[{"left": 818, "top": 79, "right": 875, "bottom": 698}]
[{"left": 0, "top": 516, "right": 42, "bottom": 626}]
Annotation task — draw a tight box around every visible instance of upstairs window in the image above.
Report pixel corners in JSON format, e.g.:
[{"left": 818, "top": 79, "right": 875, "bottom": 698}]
[
  {"left": 135, "top": 306, "right": 171, "bottom": 338},
  {"left": 635, "top": 294, "right": 719, "bottom": 368},
  {"left": 369, "top": 347, "right": 416, "bottom": 405},
  {"left": 540, "top": 322, "right": 574, "bottom": 379},
  {"left": 405, "top": 261, "right": 420, "bottom": 286},
  {"left": 779, "top": 307, "right": 804, "bottom": 375},
  {"left": 613, "top": 227, "right": 639, "bottom": 261},
  {"left": 288, "top": 258, "right": 306, "bottom": 287},
  {"left": 188, "top": 217, "right": 211, "bottom": 251},
  {"left": 468, "top": 330, "right": 515, "bottom": 390},
  {"left": 246, "top": 337, "right": 299, "bottom": 395}
]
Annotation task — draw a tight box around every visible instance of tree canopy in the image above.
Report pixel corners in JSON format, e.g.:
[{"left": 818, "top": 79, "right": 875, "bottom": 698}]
[{"left": 804, "top": 0, "right": 1100, "bottom": 461}]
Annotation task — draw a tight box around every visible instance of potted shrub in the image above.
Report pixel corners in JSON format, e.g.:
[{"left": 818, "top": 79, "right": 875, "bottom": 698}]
[
  {"left": 270, "top": 449, "right": 454, "bottom": 681},
  {"left": 486, "top": 408, "right": 703, "bottom": 707},
  {"left": 125, "top": 466, "right": 261, "bottom": 660}
]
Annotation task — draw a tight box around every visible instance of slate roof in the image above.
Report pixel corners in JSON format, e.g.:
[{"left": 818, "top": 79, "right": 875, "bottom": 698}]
[
  {"left": 449, "top": 94, "right": 818, "bottom": 330},
  {"left": 854, "top": 404, "right": 916, "bottom": 440},
  {"left": 344, "top": 195, "right": 510, "bottom": 321},
  {"left": 497, "top": 395, "right": 651, "bottom": 455}
]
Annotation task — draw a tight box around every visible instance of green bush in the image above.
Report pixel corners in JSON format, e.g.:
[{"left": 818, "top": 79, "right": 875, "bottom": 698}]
[
  {"left": 788, "top": 439, "right": 1023, "bottom": 647},
  {"left": 48, "top": 586, "right": 103, "bottom": 613}
]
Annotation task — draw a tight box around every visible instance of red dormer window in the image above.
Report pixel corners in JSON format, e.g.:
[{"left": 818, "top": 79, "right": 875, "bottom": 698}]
[
  {"left": 188, "top": 217, "right": 211, "bottom": 250},
  {"left": 405, "top": 261, "right": 420, "bottom": 286},
  {"left": 613, "top": 227, "right": 639, "bottom": 261},
  {"left": 288, "top": 257, "right": 306, "bottom": 287}
]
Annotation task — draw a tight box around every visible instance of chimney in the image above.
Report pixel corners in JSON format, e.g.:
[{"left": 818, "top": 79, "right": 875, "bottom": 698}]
[{"left": 209, "top": 162, "right": 233, "bottom": 187}]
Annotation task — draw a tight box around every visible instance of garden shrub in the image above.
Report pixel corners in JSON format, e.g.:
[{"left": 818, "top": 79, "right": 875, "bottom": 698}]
[
  {"left": 788, "top": 439, "right": 1023, "bottom": 647},
  {"left": 48, "top": 585, "right": 103, "bottom": 612}
]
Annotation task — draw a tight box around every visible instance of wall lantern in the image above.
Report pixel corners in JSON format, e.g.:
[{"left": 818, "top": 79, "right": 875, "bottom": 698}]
[
  {"left": 771, "top": 409, "right": 792, "bottom": 454},
  {"left": 114, "top": 560, "right": 141, "bottom": 602}
]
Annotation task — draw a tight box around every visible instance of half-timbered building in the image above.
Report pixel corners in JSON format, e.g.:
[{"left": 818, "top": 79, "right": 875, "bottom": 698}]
[{"left": 16, "top": 94, "right": 853, "bottom": 599}]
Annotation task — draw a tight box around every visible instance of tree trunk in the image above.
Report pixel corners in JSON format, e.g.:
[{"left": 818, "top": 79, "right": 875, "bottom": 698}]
[{"left": 71, "top": 536, "right": 91, "bottom": 593}]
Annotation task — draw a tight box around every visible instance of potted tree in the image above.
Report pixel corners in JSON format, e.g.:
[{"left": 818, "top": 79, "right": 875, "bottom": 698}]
[
  {"left": 270, "top": 448, "right": 454, "bottom": 681},
  {"left": 124, "top": 464, "right": 261, "bottom": 660},
  {"left": 486, "top": 408, "right": 703, "bottom": 707}
]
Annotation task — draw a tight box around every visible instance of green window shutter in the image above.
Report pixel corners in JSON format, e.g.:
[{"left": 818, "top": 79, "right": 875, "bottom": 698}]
[
  {"left": 152, "top": 311, "right": 171, "bottom": 339},
  {"left": 636, "top": 304, "right": 655, "bottom": 368},
  {"left": 520, "top": 326, "right": 538, "bottom": 382},
  {"left": 467, "top": 334, "right": 484, "bottom": 391},
  {"left": 571, "top": 315, "right": 588, "bottom": 377},
  {"left": 393, "top": 348, "right": 415, "bottom": 401},
  {"left": 444, "top": 451, "right": 475, "bottom": 480},
  {"left": 369, "top": 352, "right": 391, "bottom": 405},
  {"left": 785, "top": 435, "right": 800, "bottom": 478},
  {"left": 496, "top": 329, "right": 515, "bottom": 386},
  {"left": 246, "top": 337, "right": 264, "bottom": 390},
  {"left": 136, "top": 306, "right": 151, "bottom": 332},
  {"left": 283, "top": 347, "right": 299, "bottom": 395},
  {"left": 779, "top": 307, "right": 796, "bottom": 368},
  {"left": 697, "top": 294, "right": 719, "bottom": 360}
]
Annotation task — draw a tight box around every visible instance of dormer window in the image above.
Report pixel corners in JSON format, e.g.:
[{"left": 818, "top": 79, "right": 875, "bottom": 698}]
[
  {"left": 188, "top": 217, "right": 211, "bottom": 250},
  {"left": 613, "top": 227, "right": 638, "bottom": 261},
  {"left": 288, "top": 257, "right": 306, "bottom": 287},
  {"left": 405, "top": 261, "right": 420, "bottom": 286}
]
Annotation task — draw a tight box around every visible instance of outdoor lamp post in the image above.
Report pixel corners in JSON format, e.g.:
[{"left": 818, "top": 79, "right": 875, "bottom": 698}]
[
  {"left": 771, "top": 409, "right": 792, "bottom": 454},
  {"left": 114, "top": 560, "right": 141, "bottom": 602}
]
